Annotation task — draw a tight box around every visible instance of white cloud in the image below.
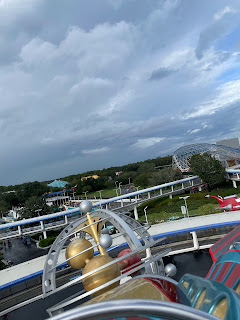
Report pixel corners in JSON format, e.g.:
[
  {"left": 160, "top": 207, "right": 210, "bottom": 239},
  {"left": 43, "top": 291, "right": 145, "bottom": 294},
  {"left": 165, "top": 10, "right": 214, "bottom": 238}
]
[
  {"left": 1, "top": 1, "right": 240, "bottom": 184},
  {"left": 69, "top": 78, "right": 113, "bottom": 94},
  {"left": 181, "top": 80, "right": 240, "bottom": 119},
  {"left": 214, "top": 6, "right": 236, "bottom": 21},
  {"left": 187, "top": 129, "right": 201, "bottom": 134},
  {"left": 82, "top": 147, "right": 110, "bottom": 154},
  {"left": 132, "top": 137, "right": 164, "bottom": 148}
]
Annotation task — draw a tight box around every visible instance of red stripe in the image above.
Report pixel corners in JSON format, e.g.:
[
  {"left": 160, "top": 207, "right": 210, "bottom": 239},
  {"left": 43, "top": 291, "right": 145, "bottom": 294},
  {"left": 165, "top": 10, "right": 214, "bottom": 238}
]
[
  {"left": 208, "top": 263, "right": 221, "bottom": 280},
  {"left": 209, "top": 248, "right": 216, "bottom": 263},
  {"left": 206, "top": 263, "right": 215, "bottom": 278},
  {"left": 215, "top": 262, "right": 233, "bottom": 282},
  {"left": 224, "top": 264, "right": 240, "bottom": 288}
]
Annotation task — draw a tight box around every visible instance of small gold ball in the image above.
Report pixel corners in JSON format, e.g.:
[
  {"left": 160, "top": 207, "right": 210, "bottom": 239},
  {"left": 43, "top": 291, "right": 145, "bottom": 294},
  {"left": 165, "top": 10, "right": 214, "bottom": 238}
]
[
  {"left": 82, "top": 255, "right": 120, "bottom": 297},
  {"left": 65, "top": 238, "right": 94, "bottom": 269}
]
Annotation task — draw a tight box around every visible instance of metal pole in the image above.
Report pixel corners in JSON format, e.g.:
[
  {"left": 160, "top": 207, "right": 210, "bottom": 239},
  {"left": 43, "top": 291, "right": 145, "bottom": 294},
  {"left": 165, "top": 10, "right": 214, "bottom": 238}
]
[
  {"left": 144, "top": 206, "right": 148, "bottom": 224},
  {"left": 119, "top": 182, "right": 122, "bottom": 194},
  {"left": 184, "top": 198, "right": 189, "bottom": 218}
]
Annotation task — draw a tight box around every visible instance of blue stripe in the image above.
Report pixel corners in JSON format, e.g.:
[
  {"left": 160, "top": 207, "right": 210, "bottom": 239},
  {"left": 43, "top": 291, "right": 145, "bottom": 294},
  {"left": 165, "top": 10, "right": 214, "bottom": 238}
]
[
  {"left": 223, "top": 263, "right": 236, "bottom": 284},
  {"left": 1, "top": 219, "right": 239, "bottom": 290}
]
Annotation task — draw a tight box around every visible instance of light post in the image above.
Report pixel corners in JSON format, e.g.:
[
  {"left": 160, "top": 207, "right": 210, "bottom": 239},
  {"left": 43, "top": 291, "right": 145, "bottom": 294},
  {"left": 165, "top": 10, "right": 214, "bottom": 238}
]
[
  {"left": 119, "top": 182, "right": 122, "bottom": 195},
  {"left": 144, "top": 206, "right": 148, "bottom": 224},
  {"left": 35, "top": 209, "right": 42, "bottom": 217},
  {"left": 179, "top": 196, "right": 190, "bottom": 218},
  {"left": 84, "top": 191, "right": 89, "bottom": 199},
  {"left": 115, "top": 188, "right": 119, "bottom": 196},
  {"left": 115, "top": 181, "right": 118, "bottom": 189},
  {"left": 97, "top": 190, "right": 103, "bottom": 209},
  {"left": 97, "top": 190, "right": 103, "bottom": 200}
]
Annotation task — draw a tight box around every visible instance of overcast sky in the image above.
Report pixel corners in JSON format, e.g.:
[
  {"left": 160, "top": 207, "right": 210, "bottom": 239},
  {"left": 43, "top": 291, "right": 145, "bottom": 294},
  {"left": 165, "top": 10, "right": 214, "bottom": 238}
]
[{"left": 1, "top": 0, "right": 240, "bottom": 185}]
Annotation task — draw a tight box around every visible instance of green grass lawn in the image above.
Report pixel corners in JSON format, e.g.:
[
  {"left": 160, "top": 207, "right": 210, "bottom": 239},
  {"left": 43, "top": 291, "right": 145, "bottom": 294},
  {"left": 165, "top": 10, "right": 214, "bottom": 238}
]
[
  {"left": 77, "top": 188, "right": 117, "bottom": 199},
  {"left": 77, "top": 182, "right": 239, "bottom": 224},
  {"left": 137, "top": 182, "right": 240, "bottom": 223}
]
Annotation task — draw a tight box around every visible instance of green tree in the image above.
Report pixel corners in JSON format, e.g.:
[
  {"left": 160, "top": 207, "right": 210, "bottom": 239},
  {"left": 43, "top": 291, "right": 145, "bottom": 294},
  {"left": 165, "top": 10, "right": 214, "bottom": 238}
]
[
  {"left": 0, "top": 200, "right": 9, "bottom": 218},
  {"left": 133, "top": 173, "right": 152, "bottom": 188},
  {"left": 190, "top": 153, "right": 225, "bottom": 191},
  {"left": 19, "top": 196, "right": 51, "bottom": 219},
  {"left": 149, "top": 168, "right": 182, "bottom": 186}
]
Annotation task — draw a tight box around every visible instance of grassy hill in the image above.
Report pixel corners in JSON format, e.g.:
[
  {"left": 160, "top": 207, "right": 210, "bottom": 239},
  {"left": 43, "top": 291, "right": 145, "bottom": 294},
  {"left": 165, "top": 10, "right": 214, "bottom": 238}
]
[{"left": 137, "top": 182, "right": 239, "bottom": 223}]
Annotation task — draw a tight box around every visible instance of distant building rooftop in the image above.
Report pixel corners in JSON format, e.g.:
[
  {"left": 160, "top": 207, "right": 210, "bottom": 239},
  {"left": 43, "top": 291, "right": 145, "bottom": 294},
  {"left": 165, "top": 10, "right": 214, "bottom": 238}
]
[
  {"left": 216, "top": 137, "right": 240, "bottom": 149},
  {"left": 81, "top": 175, "right": 99, "bottom": 181},
  {"left": 173, "top": 143, "right": 240, "bottom": 172},
  {"left": 47, "top": 180, "right": 69, "bottom": 188}
]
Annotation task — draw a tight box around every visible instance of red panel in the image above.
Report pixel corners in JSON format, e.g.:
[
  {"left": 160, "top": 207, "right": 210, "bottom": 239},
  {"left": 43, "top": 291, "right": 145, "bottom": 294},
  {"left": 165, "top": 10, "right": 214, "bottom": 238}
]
[
  {"left": 145, "top": 277, "right": 180, "bottom": 302},
  {"left": 215, "top": 262, "right": 233, "bottom": 283},
  {"left": 212, "top": 232, "right": 240, "bottom": 255},
  {"left": 224, "top": 263, "right": 240, "bottom": 288},
  {"left": 208, "top": 263, "right": 221, "bottom": 280},
  {"left": 206, "top": 264, "right": 215, "bottom": 278}
]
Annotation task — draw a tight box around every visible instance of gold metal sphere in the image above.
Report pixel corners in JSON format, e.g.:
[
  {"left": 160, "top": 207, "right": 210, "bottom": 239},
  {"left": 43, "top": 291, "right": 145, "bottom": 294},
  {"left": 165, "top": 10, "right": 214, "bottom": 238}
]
[
  {"left": 82, "top": 255, "right": 120, "bottom": 297},
  {"left": 65, "top": 238, "right": 94, "bottom": 269}
]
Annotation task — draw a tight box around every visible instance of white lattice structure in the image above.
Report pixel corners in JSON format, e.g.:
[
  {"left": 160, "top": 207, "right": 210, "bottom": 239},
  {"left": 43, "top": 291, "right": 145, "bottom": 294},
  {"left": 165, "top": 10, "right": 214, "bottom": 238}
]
[{"left": 172, "top": 143, "right": 240, "bottom": 173}]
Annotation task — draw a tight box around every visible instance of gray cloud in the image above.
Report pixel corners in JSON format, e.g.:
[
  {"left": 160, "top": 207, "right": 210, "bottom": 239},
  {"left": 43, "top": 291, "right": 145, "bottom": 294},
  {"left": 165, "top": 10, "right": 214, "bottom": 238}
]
[
  {"left": 149, "top": 67, "right": 174, "bottom": 80},
  {"left": 1, "top": 0, "right": 240, "bottom": 185}
]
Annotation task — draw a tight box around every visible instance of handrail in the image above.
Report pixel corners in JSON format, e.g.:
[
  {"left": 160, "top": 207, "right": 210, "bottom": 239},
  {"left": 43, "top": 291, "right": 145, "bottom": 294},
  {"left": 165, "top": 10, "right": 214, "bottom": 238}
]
[{"left": 0, "top": 176, "right": 200, "bottom": 231}]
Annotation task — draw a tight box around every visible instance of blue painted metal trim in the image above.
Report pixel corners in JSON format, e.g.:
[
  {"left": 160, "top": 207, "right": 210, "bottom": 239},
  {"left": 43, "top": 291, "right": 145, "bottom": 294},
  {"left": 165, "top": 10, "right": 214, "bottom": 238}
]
[
  {"left": 1, "top": 217, "right": 239, "bottom": 290},
  {"left": 151, "top": 220, "right": 240, "bottom": 240},
  {"left": 232, "top": 277, "right": 240, "bottom": 290}
]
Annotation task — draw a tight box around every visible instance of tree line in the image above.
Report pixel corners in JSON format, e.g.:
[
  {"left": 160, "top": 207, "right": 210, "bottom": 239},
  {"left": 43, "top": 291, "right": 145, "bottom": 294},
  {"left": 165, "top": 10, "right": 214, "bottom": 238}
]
[{"left": 0, "top": 152, "right": 227, "bottom": 219}]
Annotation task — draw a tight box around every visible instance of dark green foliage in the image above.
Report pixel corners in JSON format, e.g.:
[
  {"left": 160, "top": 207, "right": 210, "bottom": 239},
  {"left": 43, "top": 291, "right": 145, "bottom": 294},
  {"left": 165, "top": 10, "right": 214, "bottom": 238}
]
[
  {"left": 39, "top": 236, "right": 56, "bottom": 248},
  {"left": 0, "top": 260, "right": 7, "bottom": 270},
  {"left": 19, "top": 196, "right": 51, "bottom": 219},
  {"left": 190, "top": 153, "right": 225, "bottom": 190},
  {"left": 0, "top": 200, "right": 10, "bottom": 216},
  {"left": 17, "top": 181, "right": 50, "bottom": 204},
  {"left": 133, "top": 173, "right": 153, "bottom": 188},
  {"left": 0, "top": 155, "right": 173, "bottom": 208},
  {"left": 149, "top": 168, "right": 182, "bottom": 186}
]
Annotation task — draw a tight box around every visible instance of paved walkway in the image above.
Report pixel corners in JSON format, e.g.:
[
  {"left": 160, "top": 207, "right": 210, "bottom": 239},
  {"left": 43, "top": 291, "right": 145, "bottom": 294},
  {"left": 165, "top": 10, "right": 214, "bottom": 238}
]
[{"left": 2, "top": 238, "right": 48, "bottom": 265}]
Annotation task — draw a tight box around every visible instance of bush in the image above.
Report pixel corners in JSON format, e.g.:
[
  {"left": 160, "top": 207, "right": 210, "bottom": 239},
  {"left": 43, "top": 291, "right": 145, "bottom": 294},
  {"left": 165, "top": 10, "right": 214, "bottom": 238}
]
[
  {"left": 0, "top": 260, "right": 7, "bottom": 270},
  {"left": 32, "top": 230, "right": 61, "bottom": 241},
  {"left": 197, "top": 204, "right": 221, "bottom": 215},
  {"left": 39, "top": 236, "right": 56, "bottom": 248}
]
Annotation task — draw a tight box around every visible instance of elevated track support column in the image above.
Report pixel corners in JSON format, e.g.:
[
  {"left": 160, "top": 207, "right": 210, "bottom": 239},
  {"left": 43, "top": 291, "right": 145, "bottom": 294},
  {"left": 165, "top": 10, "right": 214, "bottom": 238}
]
[
  {"left": 190, "top": 231, "right": 199, "bottom": 250},
  {"left": 40, "top": 221, "right": 47, "bottom": 239},
  {"left": 64, "top": 215, "right": 68, "bottom": 224},
  {"left": 233, "top": 180, "right": 237, "bottom": 188},
  {"left": 133, "top": 204, "right": 139, "bottom": 220},
  {"left": 18, "top": 226, "right": 22, "bottom": 236}
]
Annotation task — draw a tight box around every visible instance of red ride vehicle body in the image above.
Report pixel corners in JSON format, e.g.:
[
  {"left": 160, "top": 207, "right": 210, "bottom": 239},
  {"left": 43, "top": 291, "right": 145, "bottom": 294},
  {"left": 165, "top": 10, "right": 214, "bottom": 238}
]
[{"left": 206, "top": 194, "right": 240, "bottom": 211}]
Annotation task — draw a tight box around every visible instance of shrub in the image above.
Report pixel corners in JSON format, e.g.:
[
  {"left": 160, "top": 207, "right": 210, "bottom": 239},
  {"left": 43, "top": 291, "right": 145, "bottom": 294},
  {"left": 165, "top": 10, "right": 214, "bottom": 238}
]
[
  {"left": 39, "top": 236, "right": 56, "bottom": 248},
  {"left": 197, "top": 204, "right": 221, "bottom": 215},
  {"left": 0, "top": 261, "right": 7, "bottom": 270}
]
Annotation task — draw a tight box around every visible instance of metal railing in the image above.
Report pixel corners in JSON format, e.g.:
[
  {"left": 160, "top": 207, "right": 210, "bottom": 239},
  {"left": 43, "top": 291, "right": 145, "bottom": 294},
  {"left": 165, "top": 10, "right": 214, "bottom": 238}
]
[{"left": 0, "top": 176, "right": 201, "bottom": 240}]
